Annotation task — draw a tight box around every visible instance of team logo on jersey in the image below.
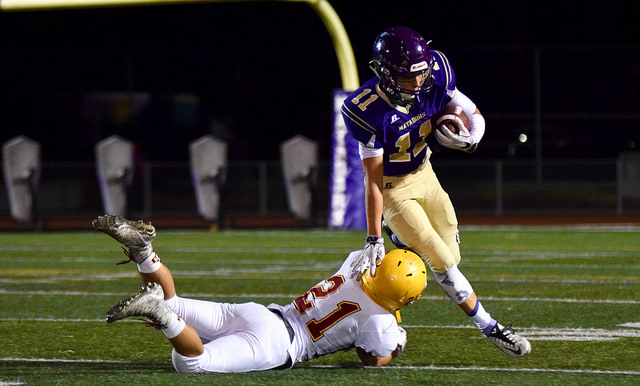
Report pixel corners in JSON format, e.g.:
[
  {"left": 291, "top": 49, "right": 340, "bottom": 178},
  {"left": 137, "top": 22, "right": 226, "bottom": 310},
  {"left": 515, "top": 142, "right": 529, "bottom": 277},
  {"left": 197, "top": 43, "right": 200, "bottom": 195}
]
[{"left": 399, "top": 112, "right": 425, "bottom": 131}]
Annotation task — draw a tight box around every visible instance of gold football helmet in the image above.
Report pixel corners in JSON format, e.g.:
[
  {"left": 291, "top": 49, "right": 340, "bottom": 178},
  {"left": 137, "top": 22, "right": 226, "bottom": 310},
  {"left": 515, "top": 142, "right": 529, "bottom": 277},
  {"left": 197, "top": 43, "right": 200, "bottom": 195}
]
[{"left": 362, "top": 249, "right": 427, "bottom": 311}]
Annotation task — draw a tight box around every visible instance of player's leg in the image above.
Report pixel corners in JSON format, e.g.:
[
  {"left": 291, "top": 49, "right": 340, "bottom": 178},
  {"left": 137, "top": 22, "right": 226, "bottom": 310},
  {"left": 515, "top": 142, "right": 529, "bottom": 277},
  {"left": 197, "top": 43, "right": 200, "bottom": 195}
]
[
  {"left": 383, "top": 189, "right": 475, "bottom": 311},
  {"left": 383, "top": 165, "right": 531, "bottom": 357},
  {"left": 92, "top": 215, "right": 156, "bottom": 264},
  {"left": 92, "top": 214, "right": 176, "bottom": 298},
  {"left": 385, "top": 201, "right": 530, "bottom": 356},
  {"left": 95, "top": 215, "right": 292, "bottom": 370},
  {"left": 169, "top": 302, "right": 291, "bottom": 373},
  {"left": 106, "top": 282, "right": 203, "bottom": 357},
  {"left": 382, "top": 171, "right": 459, "bottom": 274},
  {"left": 140, "top": 264, "right": 176, "bottom": 300},
  {"left": 91, "top": 214, "right": 237, "bottom": 338},
  {"left": 95, "top": 215, "right": 202, "bottom": 355},
  {"left": 418, "top": 165, "right": 531, "bottom": 356}
]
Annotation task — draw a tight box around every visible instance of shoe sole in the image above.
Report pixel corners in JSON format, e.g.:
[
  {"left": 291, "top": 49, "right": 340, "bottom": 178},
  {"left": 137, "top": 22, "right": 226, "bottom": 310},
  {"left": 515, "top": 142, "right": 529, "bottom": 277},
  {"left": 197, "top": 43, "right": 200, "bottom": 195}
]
[
  {"left": 106, "top": 283, "right": 163, "bottom": 323},
  {"left": 92, "top": 215, "right": 156, "bottom": 245}
]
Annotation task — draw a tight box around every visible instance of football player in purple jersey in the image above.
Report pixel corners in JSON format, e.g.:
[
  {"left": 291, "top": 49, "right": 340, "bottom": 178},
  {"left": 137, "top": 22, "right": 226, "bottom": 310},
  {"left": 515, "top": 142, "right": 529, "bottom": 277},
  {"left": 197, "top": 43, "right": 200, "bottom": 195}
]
[
  {"left": 341, "top": 26, "right": 531, "bottom": 357},
  {"left": 93, "top": 215, "right": 427, "bottom": 372}
]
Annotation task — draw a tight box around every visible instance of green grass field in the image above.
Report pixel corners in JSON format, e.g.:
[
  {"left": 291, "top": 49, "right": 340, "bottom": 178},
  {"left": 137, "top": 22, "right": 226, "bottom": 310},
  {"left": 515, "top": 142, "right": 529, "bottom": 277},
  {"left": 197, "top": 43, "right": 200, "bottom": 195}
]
[{"left": 1, "top": 224, "right": 639, "bottom": 385}]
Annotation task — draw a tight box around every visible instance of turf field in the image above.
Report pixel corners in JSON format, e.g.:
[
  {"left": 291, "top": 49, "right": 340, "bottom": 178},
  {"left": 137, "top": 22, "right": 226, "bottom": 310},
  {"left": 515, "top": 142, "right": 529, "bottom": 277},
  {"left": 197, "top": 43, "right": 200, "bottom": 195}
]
[{"left": 1, "top": 223, "right": 639, "bottom": 385}]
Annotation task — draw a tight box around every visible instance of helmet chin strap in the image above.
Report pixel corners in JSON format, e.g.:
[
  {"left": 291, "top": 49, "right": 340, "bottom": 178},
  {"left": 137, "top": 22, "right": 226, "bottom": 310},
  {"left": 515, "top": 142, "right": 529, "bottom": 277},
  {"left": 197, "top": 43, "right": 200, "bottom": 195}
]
[
  {"left": 387, "top": 90, "right": 416, "bottom": 108},
  {"left": 395, "top": 310, "right": 402, "bottom": 323},
  {"left": 398, "top": 92, "right": 417, "bottom": 105},
  {"left": 370, "top": 60, "right": 416, "bottom": 108}
]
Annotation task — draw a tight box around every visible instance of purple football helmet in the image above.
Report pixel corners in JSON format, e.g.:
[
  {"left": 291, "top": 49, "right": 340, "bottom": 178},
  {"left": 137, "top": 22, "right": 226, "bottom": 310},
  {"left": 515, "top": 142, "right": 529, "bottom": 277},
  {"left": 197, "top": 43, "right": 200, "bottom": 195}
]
[{"left": 369, "top": 26, "right": 435, "bottom": 105}]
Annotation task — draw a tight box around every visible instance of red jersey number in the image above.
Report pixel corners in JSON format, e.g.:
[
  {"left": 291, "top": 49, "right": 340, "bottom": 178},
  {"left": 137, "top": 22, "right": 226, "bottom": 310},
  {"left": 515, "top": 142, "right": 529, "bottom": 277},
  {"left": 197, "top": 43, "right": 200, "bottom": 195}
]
[{"left": 293, "top": 275, "right": 361, "bottom": 341}]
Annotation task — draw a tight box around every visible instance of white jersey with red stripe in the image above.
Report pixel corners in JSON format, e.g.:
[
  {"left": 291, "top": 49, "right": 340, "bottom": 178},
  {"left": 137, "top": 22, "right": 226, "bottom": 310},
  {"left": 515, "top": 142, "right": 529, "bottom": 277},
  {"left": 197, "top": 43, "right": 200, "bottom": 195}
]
[{"left": 268, "top": 251, "right": 402, "bottom": 363}]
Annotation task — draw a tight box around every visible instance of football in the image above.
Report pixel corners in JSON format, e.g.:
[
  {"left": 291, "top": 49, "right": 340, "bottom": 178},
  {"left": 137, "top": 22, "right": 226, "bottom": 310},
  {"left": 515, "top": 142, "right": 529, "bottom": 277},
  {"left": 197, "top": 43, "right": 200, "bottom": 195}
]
[{"left": 431, "top": 105, "right": 471, "bottom": 135}]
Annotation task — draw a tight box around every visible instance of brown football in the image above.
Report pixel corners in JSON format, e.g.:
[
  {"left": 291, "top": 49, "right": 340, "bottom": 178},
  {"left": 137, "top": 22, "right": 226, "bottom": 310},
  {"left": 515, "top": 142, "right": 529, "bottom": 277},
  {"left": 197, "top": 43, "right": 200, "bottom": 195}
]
[{"left": 431, "top": 105, "right": 471, "bottom": 135}]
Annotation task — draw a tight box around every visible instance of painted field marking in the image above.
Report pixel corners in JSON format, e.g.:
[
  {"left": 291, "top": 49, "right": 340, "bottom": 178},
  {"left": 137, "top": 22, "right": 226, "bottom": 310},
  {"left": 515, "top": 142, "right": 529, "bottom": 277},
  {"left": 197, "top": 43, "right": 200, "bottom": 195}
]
[
  {"left": 2, "top": 317, "right": 639, "bottom": 342},
  {"left": 460, "top": 224, "right": 640, "bottom": 232},
  {"left": 0, "top": 357, "right": 129, "bottom": 364},
  {"left": 1, "top": 288, "right": 640, "bottom": 305},
  {"left": 403, "top": 324, "right": 640, "bottom": 341},
  {"left": 309, "top": 363, "right": 640, "bottom": 375},
  {"left": 1, "top": 357, "right": 639, "bottom": 376},
  {"left": 0, "top": 245, "right": 353, "bottom": 255}
]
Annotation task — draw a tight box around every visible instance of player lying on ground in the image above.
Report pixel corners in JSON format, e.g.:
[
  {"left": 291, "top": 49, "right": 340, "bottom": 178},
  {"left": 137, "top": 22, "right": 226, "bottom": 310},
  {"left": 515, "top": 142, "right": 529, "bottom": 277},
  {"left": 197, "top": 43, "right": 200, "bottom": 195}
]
[{"left": 93, "top": 215, "right": 427, "bottom": 373}]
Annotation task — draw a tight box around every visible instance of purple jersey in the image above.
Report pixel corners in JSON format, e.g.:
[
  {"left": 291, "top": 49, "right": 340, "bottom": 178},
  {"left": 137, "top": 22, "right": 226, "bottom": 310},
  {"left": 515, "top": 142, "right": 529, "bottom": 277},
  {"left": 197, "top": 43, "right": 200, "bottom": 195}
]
[{"left": 341, "top": 50, "right": 456, "bottom": 176}]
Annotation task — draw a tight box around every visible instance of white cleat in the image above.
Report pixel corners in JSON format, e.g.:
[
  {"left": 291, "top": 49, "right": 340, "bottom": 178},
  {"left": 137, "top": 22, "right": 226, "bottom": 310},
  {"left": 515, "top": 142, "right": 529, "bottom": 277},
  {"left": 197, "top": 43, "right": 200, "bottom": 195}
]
[
  {"left": 93, "top": 214, "right": 156, "bottom": 264},
  {"left": 487, "top": 322, "right": 531, "bottom": 357},
  {"left": 106, "top": 282, "right": 170, "bottom": 328}
]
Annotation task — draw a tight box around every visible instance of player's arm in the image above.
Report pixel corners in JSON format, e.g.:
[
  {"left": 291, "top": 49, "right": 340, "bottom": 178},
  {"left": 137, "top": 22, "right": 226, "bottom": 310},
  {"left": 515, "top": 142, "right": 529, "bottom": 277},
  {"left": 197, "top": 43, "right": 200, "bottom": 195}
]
[
  {"left": 437, "top": 89, "right": 485, "bottom": 152},
  {"left": 355, "top": 324, "right": 406, "bottom": 366},
  {"left": 362, "top": 154, "right": 384, "bottom": 238},
  {"left": 355, "top": 346, "right": 400, "bottom": 366},
  {"left": 350, "top": 149, "right": 386, "bottom": 277},
  {"left": 447, "top": 89, "right": 485, "bottom": 142}
]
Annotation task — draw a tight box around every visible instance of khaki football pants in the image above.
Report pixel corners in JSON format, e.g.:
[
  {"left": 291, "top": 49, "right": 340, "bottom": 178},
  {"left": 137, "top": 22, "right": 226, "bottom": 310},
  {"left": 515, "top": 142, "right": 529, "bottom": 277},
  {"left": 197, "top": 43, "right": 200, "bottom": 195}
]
[{"left": 382, "top": 160, "right": 461, "bottom": 274}]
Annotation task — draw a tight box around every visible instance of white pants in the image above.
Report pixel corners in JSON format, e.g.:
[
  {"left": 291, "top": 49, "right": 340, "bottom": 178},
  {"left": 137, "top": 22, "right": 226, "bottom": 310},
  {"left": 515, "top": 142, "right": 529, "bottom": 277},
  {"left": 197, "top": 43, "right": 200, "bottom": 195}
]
[{"left": 166, "top": 297, "right": 291, "bottom": 373}]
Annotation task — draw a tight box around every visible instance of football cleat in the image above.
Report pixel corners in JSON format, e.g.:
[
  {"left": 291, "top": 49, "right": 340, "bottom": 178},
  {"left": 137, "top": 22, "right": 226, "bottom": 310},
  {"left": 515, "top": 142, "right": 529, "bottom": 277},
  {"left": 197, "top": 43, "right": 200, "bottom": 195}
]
[
  {"left": 106, "top": 282, "right": 171, "bottom": 328},
  {"left": 93, "top": 214, "right": 156, "bottom": 264},
  {"left": 487, "top": 322, "right": 531, "bottom": 357}
]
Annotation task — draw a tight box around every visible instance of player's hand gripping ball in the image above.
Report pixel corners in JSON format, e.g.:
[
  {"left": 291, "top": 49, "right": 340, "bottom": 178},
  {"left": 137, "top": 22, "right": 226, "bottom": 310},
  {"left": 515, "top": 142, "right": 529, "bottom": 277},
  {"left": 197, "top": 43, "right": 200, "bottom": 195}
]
[
  {"left": 431, "top": 105, "right": 470, "bottom": 135},
  {"left": 432, "top": 105, "right": 478, "bottom": 152}
]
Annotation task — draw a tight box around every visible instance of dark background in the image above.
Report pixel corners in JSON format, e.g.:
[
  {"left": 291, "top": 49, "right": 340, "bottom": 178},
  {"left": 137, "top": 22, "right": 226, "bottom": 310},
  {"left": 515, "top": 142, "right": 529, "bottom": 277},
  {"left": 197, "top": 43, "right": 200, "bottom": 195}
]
[{"left": 1, "top": 0, "right": 639, "bottom": 163}]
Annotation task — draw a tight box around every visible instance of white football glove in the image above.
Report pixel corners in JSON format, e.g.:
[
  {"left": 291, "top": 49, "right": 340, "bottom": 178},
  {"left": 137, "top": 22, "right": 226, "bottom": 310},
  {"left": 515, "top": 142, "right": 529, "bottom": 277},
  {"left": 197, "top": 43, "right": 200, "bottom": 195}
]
[
  {"left": 396, "top": 326, "right": 407, "bottom": 356},
  {"left": 435, "top": 122, "right": 478, "bottom": 153},
  {"left": 351, "top": 235, "right": 385, "bottom": 278}
]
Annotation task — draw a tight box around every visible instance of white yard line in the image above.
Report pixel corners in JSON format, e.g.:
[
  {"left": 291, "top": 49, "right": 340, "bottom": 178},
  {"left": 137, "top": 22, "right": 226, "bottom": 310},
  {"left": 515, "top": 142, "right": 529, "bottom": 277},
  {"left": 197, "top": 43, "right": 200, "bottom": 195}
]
[
  {"left": 2, "top": 356, "right": 640, "bottom": 376},
  {"left": 2, "top": 318, "right": 639, "bottom": 342},
  {"left": 1, "top": 288, "right": 639, "bottom": 304},
  {"left": 310, "top": 363, "right": 640, "bottom": 375},
  {"left": 0, "top": 357, "right": 130, "bottom": 364},
  {"left": 460, "top": 224, "right": 640, "bottom": 232}
]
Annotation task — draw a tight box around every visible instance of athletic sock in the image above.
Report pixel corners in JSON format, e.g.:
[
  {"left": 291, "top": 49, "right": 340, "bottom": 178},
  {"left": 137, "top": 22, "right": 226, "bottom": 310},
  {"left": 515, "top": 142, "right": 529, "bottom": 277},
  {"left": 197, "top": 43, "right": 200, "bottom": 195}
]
[
  {"left": 137, "top": 253, "right": 162, "bottom": 274},
  {"left": 161, "top": 314, "right": 186, "bottom": 339},
  {"left": 467, "top": 300, "right": 496, "bottom": 336}
]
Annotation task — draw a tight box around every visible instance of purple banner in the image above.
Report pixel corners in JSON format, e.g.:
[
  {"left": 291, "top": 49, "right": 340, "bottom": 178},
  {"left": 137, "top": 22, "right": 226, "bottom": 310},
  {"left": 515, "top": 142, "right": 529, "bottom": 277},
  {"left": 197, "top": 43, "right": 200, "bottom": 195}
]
[{"left": 329, "top": 90, "right": 366, "bottom": 229}]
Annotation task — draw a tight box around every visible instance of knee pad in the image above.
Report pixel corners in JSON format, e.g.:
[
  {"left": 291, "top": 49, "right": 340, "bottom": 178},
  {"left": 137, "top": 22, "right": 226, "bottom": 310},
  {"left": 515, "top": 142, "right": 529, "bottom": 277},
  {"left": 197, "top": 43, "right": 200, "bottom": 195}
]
[{"left": 433, "top": 265, "right": 473, "bottom": 304}]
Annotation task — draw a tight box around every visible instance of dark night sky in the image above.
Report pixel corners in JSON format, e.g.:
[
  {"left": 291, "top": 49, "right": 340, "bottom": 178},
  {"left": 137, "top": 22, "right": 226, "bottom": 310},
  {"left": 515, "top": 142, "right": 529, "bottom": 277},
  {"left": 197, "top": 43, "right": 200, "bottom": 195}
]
[{"left": 1, "top": 0, "right": 639, "bottom": 162}]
